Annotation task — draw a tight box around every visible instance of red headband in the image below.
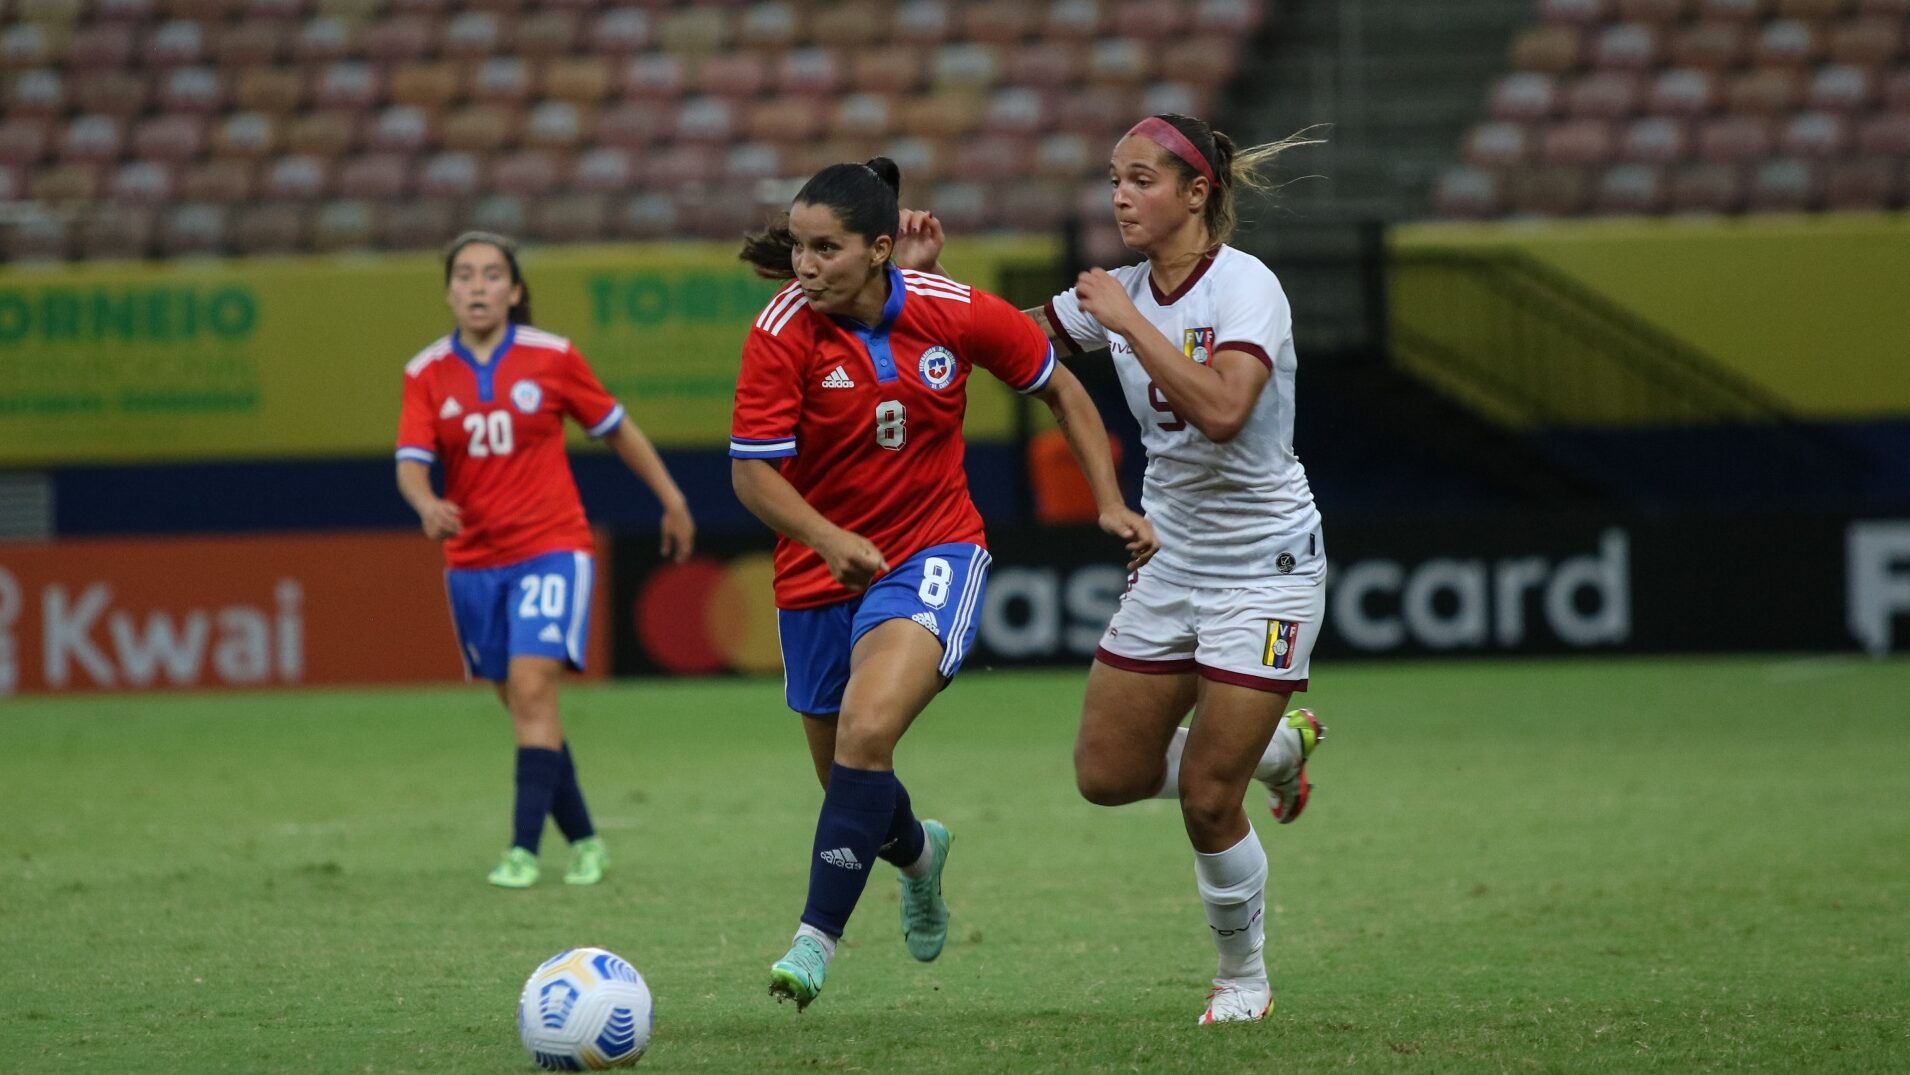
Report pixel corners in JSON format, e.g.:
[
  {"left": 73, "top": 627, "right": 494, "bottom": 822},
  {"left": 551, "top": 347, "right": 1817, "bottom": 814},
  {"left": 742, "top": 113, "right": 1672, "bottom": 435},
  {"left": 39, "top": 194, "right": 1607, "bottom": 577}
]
[{"left": 1124, "top": 116, "right": 1216, "bottom": 185}]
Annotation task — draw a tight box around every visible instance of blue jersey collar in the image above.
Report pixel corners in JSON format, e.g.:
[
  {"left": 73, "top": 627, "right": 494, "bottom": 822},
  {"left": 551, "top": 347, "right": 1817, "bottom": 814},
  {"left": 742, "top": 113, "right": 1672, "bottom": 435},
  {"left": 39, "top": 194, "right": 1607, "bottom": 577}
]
[
  {"left": 449, "top": 322, "right": 516, "bottom": 403},
  {"left": 831, "top": 265, "right": 906, "bottom": 384}
]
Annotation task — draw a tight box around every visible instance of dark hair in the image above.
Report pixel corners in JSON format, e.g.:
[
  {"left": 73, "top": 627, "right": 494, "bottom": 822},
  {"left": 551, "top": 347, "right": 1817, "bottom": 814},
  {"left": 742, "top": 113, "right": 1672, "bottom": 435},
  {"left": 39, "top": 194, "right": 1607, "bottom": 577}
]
[
  {"left": 443, "top": 230, "right": 533, "bottom": 325},
  {"left": 739, "top": 158, "right": 902, "bottom": 280},
  {"left": 1143, "top": 114, "right": 1321, "bottom": 244}
]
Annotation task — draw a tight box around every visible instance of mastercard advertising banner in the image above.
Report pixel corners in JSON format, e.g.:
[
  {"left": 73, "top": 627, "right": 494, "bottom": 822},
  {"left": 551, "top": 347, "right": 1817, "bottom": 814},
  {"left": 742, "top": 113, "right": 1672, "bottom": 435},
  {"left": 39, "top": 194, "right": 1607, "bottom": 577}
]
[{"left": 0, "top": 531, "right": 609, "bottom": 696}]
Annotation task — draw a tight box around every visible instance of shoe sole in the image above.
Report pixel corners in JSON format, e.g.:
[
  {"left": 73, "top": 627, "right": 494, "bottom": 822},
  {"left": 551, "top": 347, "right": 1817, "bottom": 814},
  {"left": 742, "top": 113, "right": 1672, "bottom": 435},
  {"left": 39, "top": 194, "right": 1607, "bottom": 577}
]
[
  {"left": 1199, "top": 996, "right": 1275, "bottom": 1024},
  {"left": 768, "top": 971, "right": 818, "bottom": 1013}
]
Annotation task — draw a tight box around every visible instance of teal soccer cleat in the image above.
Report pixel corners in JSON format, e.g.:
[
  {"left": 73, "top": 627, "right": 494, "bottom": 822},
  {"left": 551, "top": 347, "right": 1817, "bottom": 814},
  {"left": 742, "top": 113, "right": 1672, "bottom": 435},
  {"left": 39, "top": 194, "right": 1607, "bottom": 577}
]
[
  {"left": 899, "top": 819, "right": 952, "bottom": 962},
  {"left": 768, "top": 935, "right": 830, "bottom": 1012}
]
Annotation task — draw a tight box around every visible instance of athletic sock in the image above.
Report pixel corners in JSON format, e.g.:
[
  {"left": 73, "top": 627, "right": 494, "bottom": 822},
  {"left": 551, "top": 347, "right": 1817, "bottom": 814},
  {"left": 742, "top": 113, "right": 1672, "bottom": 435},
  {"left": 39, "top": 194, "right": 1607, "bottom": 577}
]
[
  {"left": 512, "top": 747, "right": 563, "bottom": 854},
  {"left": 1253, "top": 721, "right": 1304, "bottom": 786},
  {"left": 549, "top": 740, "right": 596, "bottom": 843},
  {"left": 794, "top": 922, "right": 839, "bottom": 961},
  {"left": 876, "top": 775, "right": 928, "bottom": 876},
  {"left": 799, "top": 763, "right": 897, "bottom": 938},
  {"left": 1152, "top": 726, "right": 1189, "bottom": 800},
  {"left": 1194, "top": 828, "right": 1269, "bottom": 981}
]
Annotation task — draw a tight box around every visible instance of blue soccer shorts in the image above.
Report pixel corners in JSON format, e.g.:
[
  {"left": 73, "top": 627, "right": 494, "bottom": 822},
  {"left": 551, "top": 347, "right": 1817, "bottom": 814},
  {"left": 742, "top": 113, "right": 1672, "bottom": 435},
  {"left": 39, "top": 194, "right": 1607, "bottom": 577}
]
[
  {"left": 777, "top": 541, "right": 992, "bottom": 716},
  {"left": 444, "top": 549, "right": 595, "bottom": 681}
]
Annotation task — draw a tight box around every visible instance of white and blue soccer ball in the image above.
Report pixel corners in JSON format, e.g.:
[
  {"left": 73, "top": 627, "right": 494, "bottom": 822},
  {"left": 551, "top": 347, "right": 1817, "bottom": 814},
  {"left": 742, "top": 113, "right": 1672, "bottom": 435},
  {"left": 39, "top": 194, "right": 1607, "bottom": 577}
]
[{"left": 516, "top": 947, "right": 653, "bottom": 1070}]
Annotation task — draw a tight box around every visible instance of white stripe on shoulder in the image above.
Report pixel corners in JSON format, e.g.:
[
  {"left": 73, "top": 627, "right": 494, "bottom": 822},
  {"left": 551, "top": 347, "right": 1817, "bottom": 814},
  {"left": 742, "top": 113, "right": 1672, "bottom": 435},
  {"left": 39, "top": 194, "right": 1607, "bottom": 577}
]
[
  {"left": 755, "top": 282, "right": 806, "bottom": 331},
  {"left": 403, "top": 338, "right": 453, "bottom": 377},
  {"left": 765, "top": 292, "right": 809, "bottom": 336},
  {"left": 900, "top": 269, "right": 970, "bottom": 293},
  {"left": 514, "top": 326, "right": 571, "bottom": 351}
]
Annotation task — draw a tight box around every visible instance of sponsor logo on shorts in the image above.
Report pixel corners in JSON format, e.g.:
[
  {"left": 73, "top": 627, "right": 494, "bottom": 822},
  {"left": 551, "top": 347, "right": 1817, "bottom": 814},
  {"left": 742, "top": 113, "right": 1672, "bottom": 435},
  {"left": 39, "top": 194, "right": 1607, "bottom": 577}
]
[{"left": 1264, "top": 619, "right": 1300, "bottom": 669}]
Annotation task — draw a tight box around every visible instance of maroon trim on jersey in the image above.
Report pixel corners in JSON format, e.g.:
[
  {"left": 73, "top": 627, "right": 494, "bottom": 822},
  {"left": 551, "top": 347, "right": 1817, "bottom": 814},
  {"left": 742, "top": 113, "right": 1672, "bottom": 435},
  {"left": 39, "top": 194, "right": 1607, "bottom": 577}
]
[
  {"left": 1195, "top": 663, "right": 1308, "bottom": 693},
  {"left": 1215, "top": 340, "right": 1273, "bottom": 371},
  {"left": 1043, "top": 298, "right": 1085, "bottom": 354},
  {"left": 1094, "top": 647, "right": 1196, "bottom": 674},
  {"left": 1149, "top": 249, "right": 1219, "bottom": 306}
]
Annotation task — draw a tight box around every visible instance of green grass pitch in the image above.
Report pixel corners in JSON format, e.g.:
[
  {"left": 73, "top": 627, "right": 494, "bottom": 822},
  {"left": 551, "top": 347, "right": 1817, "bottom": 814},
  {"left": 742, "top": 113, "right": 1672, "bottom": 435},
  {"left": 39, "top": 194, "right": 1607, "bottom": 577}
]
[{"left": 3, "top": 657, "right": 1907, "bottom": 1073}]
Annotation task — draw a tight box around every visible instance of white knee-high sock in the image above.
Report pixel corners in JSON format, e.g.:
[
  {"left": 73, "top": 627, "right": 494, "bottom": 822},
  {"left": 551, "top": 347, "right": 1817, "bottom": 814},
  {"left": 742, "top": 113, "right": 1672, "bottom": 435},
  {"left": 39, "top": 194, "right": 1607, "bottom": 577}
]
[
  {"left": 1155, "top": 723, "right": 1301, "bottom": 801},
  {"left": 1151, "top": 727, "right": 1189, "bottom": 800},
  {"left": 1194, "top": 829, "right": 1268, "bottom": 981}
]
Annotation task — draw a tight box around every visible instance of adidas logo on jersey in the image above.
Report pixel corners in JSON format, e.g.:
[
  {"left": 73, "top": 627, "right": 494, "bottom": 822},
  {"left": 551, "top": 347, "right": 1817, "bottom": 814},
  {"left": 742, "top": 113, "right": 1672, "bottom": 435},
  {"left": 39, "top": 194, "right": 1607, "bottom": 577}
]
[
  {"left": 821, "top": 365, "right": 855, "bottom": 389},
  {"left": 819, "top": 847, "right": 863, "bottom": 871},
  {"left": 439, "top": 397, "right": 463, "bottom": 419},
  {"left": 538, "top": 624, "right": 563, "bottom": 643},
  {"left": 911, "top": 611, "right": 940, "bottom": 636}
]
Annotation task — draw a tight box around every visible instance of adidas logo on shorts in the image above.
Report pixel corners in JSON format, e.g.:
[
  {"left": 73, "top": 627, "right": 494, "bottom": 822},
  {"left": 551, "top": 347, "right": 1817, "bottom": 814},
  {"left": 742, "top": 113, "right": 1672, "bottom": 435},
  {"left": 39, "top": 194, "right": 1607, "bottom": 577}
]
[
  {"left": 819, "top": 847, "right": 863, "bottom": 870},
  {"left": 911, "top": 611, "right": 940, "bottom": 636},
  {"left": 538, "top": 624, "right": 563, "bottom": 644},
  {"left": 821, "top": 365, "right": 855, "bottom": 389}
]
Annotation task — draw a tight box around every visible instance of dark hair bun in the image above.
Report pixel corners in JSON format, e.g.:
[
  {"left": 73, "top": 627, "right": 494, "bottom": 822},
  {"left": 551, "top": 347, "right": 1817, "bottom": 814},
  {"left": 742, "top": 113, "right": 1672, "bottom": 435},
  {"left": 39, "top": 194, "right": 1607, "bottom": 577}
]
[{"left": 864, "top": 156, "right": 902, "bottom": 197}]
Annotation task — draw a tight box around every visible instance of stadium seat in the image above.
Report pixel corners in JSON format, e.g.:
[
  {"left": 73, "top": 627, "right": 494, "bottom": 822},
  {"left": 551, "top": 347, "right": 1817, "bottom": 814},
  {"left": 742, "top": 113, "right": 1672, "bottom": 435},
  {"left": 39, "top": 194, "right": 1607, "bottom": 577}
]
[
  {"left": 231, "top": 202, "right": 305, "bottom": 254},
  {"left": 1045, "top": 0, "right": 1105, "bottom": 40},
  {"left": 213, "top": 111, "right": 278, "bottom": 158},
  {"left": 949, "top": 135, "right": 1032, "bottom": 183},
  {"left": 1490, "top": 73, "right": 1560, "bottom": 121},
  {"left": 1033, "top": 131, "right": 1094, "bottom": 178},
  {"left": 1510, "top": 164, "right": 1592, "bottom": 214},
  {"left": 294, "top": 17, "right": 356, "bottom": 63},
  {"left": 1591, "top": 23, "right": 1662, "bottom": 70},
  {"left": 311, "top": 62, "right": 380, "bottom": 110},
  {"left": 1823, "top": 157, "right": 1900, "bottom": 208},
  {"left": 388, "top": 63, "right": 460, "bottom": 109},
  {"left": 311, "top": 198, "right": 376, "bottom": 251},
  {"left": 1142, "top": 80, "right": 1210, "bottom": 119},
  {"left": 679, "top": 184, "right": 761, "bottom": 240},
  {"left": 614, "top": 191, "right": 677, "bottom": 240},
  {"left": 1055, "top": 87, "right": 1138, "bottom": 135},
  {"left": 1112, "top": 0, "right": 1186, "bottom": 41},
  {"left": 928, "top": 179, "right": 985, "bottom": 232},
  {"left": 147, "top": 20, "right": 208, "bottom": 66},
  {"left": 809, "top": 1, "right": 889, "bottom": 47},
  {"left": 218, "top": 20, "right": 288, "bottom": 65},
  {"left": 68, "top": 23, "right": 135, "bottom": 69},
  {"left": 590, "top": 9, "right": 654, "bottom": 54},
  {"left": 1567, "top": 70, "right": 1646, "bottom": 117},
  {"left": 644, "top": 143, "right": 717, "bottom": 187},
  {"left": 1085, "top": 38, "right": 1151, "bottom": 84},
  {"left": 59, "top": 114, "right": 125, "bottom": 164},
  {"left": 894, "top": 0, "right": 954, "bottom": 45},
  {"left": 1464, "top": 121, "right": 1532, "bottom": 167},
  {"left": 1542, "top": 118, "right": 1616, "bottom": 163},
  {"left": 831, "top": 93, "right": 894, "bottom": 138},
  {"left": 160, "top": 66, "right": 226, "bottom": 114},
  {"left": 738, "top": 2, "right": 802, "bottom": 49},
  {"left": 284, "top": 110, "right": 356, "bottom": 157},
  {"left": 1432, "top": 165, "right": 1504, "bottom": 217},
  {"left": 962, "top": 0, "right": 1036, "bottom": 43},
  {"left": 658, "top": 7, "right": 729, "bottom": 53},
  {"left": 1699, "top": 114, "right": 1775, "bottom": 160},
  {"left": 544, "top": 58, "right": 612, "bottom": 103},
  {"left": 776, "top": 48, "right": 842, "bottom": 96},
  {"left": 1666, "top": 21, "right": 1746, "bottom": 69},
  {"left": 1748, "top": 157, "right": 1819, "bottom": 209},
  {"left": 621, "top": 53, "right": 688, "bottom": 99},
  {"left": 518, "top": 10, "right": 581, "bottom": 58},
  {"left": 1753, "top": 19, "right": 1822, "bottom": 66},
  {"left": 901, "top": 90, "right": 985, "bottom": 138},
  {"left": 1005, "top": 41, "right": 1088, "bottom": 89},
  {"left": 850, "top": 49, "right": 924, "bottom": 95},
  {"left": 109, "top": 159, "right": 176, "bottom": 203},
  {"left": 532, "top": 193, "right": 609, "bottom": 244},
  {"left": 933, "top": 43, "right": 1004, "bottom": 89},
  {"left": 595, "top": 102, "right": 668, "bottom": 148},
  {"left": 1725, "top": 66, "right": 1802, "bottom": 114},
  {"left": 0, "top": 119, "right": 51, "bottom": 167},
  {"left": 697, "top": 51, "right": 771, "bottom": 98},
  {"left": 1647, "top": 67, "right": 1719, "bottom": 115},
  {"left": 440, "top": 104, "right": 520, "bottom": 152},
  {"left": 73, "top": 70, "right": 150, "bottom": 118},
  {"left": 235, "top": 68, "right": 304, "bottom": 115},
  {"left": 379, "top": 199, "right": 454, "bottom": 249},
  {"left": 1192, "top": 0, "right": 1263, "bottom": 36},
  {"left": 1781, "top": 110, "right": 1853, "bottom": 155},
  {"left": 882, "top": 135, "right": 945, "bottom": 182},
  {"left": 1888, "top": 69, "right": 1910, "bottom": 109},
  {"left": 1807, "top": 63, "right": 1877, "bottom": 110},
  {"left": 470, "top": 57, "right": 534, "bottom": 104},
  {"left": 33, "top": 162, "right": 101, "bottom": 204},
  {"left": 180, "top": 158, "right": 256, "bottom": 204},
  {"left": 1593, "top": 161, "right": 1667, "bottom": 212},
  {"left": 1541, "top": 0, "right": 1611, "bottom": 23},
  {"left": 490, "top": 149, "right": 560, "bottom": 196},
  {"left": 996, "top": 178, "right": 1069, "bottom": 230},
  {"left": 982, "top": 87, "right": 1050, "bottom": 135},
  {"left": 1857, "top": 111, "right": 1910, "bottom": 154},
  {"left": 337, "top": 152, "right": 410, "bottom": 198},
  {"left": 443, "top": 11, "right": 502, "bottom": 58},
  {"left": 1668, "top": 161, "right": 1745, "bottom": 211},
  {"left": 7, "top": 70, "right": 67, "bottom": 118},
  {"left": 416, "top": 150, "right": 479, "bottom": 197},
  {"left": 364, "top": 105, "right": 431, "bottom": 152},
  {"left": 673, "top": 95, "right": 736, "bottom": 143},
  {"left": 135, "top": 115, "right": 210, "bottom": 164},
  {"left": 78, "top": 204, "right": 157, "bottom": 259},
  {"left": 525, "top": 101, "right": 586, "bottom": 148},
  {"left": 723, "top": 140, "right": 781, "bottom": 181},
  {"left": 570, "top": 146, "right": 633, "bottom": 193},
  {"left": 1826, "top": 16, "right": 1902, "bottom": 65},
  {"left": 158, "top": 202, "right": 228, "bottom": 255},
  {"left": 1157, "top": 39, "right": 1241, "bottom": 86},
  {"left": 262, "top": 153, "right": 331, "bottom": 200},
  {"left": 1512, "top": 26, "right": 1583, "bottom": 74}
]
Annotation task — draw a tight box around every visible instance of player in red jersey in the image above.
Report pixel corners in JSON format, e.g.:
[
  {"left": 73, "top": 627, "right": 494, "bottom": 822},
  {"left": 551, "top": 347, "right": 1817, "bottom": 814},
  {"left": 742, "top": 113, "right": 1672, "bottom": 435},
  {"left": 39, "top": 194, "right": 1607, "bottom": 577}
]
[
  {"left": 731, "top": 158, "right": 1157, "bottom": 1011},
  {"left": 395, "top": 231, "right": 695, "bottom": 888}
]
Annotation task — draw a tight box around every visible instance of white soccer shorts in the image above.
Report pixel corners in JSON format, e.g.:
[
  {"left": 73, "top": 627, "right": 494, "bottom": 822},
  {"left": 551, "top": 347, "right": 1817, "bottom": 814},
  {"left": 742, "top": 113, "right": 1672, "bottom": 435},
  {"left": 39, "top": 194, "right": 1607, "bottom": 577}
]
[{"left": 1094, "top": 565, "right": 1323, "bottom": 692}]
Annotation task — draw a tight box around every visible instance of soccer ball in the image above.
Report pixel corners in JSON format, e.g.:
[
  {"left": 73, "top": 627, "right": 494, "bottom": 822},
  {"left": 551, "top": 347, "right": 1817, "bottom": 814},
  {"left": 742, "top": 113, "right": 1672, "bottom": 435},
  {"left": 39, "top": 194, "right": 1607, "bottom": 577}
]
[{"left": 516, "top": 947, "right": 654, "bottom": 1070}]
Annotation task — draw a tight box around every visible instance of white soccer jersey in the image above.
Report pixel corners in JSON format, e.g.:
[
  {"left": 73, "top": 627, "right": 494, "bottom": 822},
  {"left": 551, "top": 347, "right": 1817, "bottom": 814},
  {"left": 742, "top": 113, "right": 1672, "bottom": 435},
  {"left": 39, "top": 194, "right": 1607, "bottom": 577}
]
[{"left": 1045, "top": 245, "right": 1323, "bottom": 587}]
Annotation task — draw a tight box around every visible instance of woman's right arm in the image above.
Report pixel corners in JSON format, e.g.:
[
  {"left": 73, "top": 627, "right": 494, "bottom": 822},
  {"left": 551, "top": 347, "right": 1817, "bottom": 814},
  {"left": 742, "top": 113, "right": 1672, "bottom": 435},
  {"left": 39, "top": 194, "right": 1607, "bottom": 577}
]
[
  {"left": 731, "top": 459, "right": 888, "bottom": 591},
  {"left": 396, "top": 460, "right": 461, "bottom": 540}
]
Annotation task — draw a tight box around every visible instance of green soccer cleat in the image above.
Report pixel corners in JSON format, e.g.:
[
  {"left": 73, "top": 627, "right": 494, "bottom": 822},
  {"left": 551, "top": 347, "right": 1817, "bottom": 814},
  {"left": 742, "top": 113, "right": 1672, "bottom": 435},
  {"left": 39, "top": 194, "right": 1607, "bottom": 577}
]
[
  {"left": 563, "top": 836, "right": 608, "bottom": 886},
  {"left": 768, "top": 935, "right": 830, "bottom": 1012},
  {"left": 1268, "top": 708, "right": 1326, "bottom": 825},
  {"left": 899, "top": 819, "right": 952, "bottom": 962},
  {"left": 487, "top": 846, "right": 539, "bottom": 889}
]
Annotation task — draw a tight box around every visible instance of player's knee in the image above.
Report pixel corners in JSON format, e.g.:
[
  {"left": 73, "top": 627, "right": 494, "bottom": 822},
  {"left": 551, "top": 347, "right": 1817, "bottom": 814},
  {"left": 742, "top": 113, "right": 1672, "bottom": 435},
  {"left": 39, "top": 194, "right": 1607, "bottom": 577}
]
[
  {"left": 1177, "top": 784, "right": 1238, "bottom": 839},
  {"left": 833, "top": 713, "right": 900, "bottom": 770}
]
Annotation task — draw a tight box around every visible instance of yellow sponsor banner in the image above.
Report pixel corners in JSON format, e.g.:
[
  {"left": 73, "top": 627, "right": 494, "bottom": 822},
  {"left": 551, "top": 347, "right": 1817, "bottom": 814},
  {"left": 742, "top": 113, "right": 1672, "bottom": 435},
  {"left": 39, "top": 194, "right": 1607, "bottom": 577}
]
[
  {"left": 1391, "top": 214, "right": 1910, "bottom": 420},
  {"left": 0, "top": 236, "right": 1059, "bottom": 465}
]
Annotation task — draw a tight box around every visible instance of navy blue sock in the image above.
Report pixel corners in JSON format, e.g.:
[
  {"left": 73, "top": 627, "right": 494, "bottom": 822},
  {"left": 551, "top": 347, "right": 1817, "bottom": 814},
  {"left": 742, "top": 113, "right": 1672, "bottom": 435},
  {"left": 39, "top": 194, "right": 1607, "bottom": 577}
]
[
  {"left": 875, "top": 775, "right": 925, "bottom": 869},
  {"left": 800, "top": 763, "right": 897, "bottom": 938},
  {"left": 549, "top": 741, "right": 596, "bottom": 843},
  {"left": 512, "top": 747, "right": 563, "bottom": 854}
]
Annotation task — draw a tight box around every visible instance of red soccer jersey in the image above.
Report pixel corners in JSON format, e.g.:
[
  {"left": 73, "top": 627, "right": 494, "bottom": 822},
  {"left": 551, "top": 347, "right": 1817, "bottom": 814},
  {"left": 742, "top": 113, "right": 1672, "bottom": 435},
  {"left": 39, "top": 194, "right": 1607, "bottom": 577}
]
[
  {"left": 730, "top": 267, "right": 1057, "bottom": 609},
  {"left": 395, "top": 323, "right": 625, "bottom": 569}
]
